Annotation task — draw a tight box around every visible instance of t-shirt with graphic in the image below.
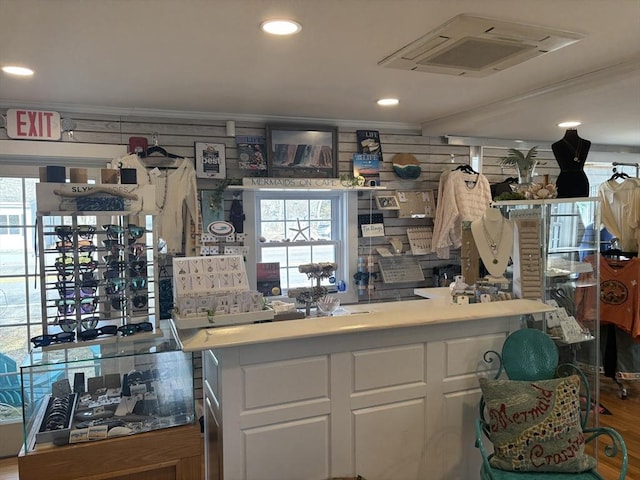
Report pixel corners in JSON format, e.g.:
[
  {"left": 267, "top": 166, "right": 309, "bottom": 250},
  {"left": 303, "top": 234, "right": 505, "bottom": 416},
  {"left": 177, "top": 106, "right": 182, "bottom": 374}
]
[{"left": 576, "top": 255, "right": 640, "bottom": 338}]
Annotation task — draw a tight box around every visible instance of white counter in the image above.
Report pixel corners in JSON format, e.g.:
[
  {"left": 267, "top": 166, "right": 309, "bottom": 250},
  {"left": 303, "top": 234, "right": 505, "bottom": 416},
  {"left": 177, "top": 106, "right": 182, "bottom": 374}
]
[
  {"left": 172, "top": 293, "right": 552, "bottom": 351},
  {"left": 176, "top": 292, "right": 553, "bottom": 480}
]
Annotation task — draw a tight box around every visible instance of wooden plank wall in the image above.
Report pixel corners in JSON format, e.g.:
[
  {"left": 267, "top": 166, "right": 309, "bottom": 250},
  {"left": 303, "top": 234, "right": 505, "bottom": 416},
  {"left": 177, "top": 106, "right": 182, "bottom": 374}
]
[
  {"left": 0, "top": 108, "right": 563, "bottom": 405},
  {"left": 0, "top": 109, "right": 562, "bottom": 304}
]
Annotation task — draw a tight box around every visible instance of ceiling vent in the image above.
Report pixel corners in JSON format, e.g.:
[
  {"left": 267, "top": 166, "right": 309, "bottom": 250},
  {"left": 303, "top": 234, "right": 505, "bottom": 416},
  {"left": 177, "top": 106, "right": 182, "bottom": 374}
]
[{"left": 378, "top": 14, "right": 583, "bottom": 77}]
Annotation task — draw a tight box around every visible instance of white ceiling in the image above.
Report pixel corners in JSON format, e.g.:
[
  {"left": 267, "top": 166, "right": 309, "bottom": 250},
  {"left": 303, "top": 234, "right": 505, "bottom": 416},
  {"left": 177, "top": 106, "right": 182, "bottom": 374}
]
[{"left": 1, "top": 0, "right": 639, "bottom": 148}]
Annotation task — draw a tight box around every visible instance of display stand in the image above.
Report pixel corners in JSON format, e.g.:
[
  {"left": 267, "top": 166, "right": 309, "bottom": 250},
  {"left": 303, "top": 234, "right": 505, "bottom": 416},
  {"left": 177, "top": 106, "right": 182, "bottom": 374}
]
[
  {"left": 171, "top": 255, "right": 273, "bottom": 328},
  {"left": 35, "top": 183, "right": 161, "bottom": 347}
]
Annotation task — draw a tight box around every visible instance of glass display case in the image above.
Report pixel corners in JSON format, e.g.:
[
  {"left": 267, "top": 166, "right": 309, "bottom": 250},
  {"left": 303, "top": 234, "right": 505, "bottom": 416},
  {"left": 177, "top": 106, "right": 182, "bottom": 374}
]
[
  {"left": 20, "top": 322, "right": 195, "bottom": 454},
  {"left": 496, "top": 197, "right": 601, "bottom": 422}
]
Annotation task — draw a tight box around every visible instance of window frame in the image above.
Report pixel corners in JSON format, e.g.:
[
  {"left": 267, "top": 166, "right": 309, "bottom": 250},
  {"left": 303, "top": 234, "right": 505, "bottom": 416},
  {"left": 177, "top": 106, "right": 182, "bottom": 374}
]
[{"left": 243, "top": 188, "right": 359, "bottom": 305}]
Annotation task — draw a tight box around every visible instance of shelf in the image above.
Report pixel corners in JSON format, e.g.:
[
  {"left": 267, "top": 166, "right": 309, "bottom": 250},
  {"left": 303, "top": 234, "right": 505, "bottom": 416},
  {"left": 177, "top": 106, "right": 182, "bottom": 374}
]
[
  {"left": 228, "top": 177, "right": 386, "bottom": 191},
  {"left": 493, "top": 196, "right": 599, "bottom": 206}
]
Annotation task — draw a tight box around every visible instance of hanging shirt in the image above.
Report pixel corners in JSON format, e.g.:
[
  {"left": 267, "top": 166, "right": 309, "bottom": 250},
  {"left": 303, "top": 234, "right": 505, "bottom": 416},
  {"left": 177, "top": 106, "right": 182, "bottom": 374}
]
[
  {"left": 598, "top": 178, "right": 640, "bottom": 254},
  {"left": 576, "top": 255, "right": 640, "bottom": 338},
  {"left": 117, "top": 154, "right": 199, "bottom": 254},
  {"left": 431, "top": 170, "right": 492, "bottom": 259}
]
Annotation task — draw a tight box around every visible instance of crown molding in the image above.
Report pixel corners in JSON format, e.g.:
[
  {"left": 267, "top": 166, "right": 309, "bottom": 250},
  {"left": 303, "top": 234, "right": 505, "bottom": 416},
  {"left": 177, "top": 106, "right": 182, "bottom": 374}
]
[{"left": 0, "top": 100, "right": 422, "bottom": 134}]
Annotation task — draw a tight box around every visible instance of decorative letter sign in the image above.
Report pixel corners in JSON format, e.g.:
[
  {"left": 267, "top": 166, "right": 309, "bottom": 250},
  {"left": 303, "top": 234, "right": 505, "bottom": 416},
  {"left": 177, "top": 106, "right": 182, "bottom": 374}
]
[{"left": 6, "top": 109, "right": 61, "bottom": 140}]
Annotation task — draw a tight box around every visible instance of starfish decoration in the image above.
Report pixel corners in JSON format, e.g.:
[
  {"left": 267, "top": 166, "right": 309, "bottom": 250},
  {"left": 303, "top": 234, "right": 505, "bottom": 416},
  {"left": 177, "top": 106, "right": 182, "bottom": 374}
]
[{"left": 289, "top": 218, "right": 310, "bottom": 241}]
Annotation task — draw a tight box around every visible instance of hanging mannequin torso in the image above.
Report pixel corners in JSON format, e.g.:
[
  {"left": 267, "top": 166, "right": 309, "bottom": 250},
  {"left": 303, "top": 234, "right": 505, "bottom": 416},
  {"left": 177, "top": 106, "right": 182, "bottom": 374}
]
[{"left": 471, "top": 208, "right": 514, "bottom": 280}]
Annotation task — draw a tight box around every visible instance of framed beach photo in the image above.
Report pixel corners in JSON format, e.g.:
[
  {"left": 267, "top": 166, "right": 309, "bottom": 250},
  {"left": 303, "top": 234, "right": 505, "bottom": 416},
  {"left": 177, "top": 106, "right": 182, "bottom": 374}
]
[
  {"left": 266, "top": 124, "right": 338, "bottom": 178},
  {"left": 195, "top": 142, "right": 226, "bottom": 179}
]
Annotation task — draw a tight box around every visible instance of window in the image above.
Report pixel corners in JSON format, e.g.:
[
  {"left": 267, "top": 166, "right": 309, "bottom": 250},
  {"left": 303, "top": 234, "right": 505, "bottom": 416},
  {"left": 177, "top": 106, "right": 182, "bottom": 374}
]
[
  {"left": 0, "top": 213, "right": 22, "bottom": 235},
  {"left": 244, "top": 189, "right": 358, "bottom": 303},
  {"left": 0, "top": 173, "right": 98, "bottom": 423}
]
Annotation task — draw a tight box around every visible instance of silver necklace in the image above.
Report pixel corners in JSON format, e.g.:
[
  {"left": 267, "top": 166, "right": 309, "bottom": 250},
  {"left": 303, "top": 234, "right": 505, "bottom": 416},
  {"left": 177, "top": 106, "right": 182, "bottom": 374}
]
[
  {"left": 148, "top": 168, "right": 169, "bottom": 210},
  {"left": 562, "top": 138, "right": 583, "bottom": 163},
  {"left": 481, "top": 216, "right": 504, "bottom": 265}
]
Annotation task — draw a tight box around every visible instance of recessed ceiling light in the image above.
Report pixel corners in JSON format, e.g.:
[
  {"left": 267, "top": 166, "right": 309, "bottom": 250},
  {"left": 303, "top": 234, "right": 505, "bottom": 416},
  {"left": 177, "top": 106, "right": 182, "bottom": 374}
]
[
  {"left": 377, "top": 98, "right": 399, "bottom": 106},
  {"left": 558, "top": 121, "right": 581, "bottom": 128},
  {"left": 2, "top": 65, "right": 34, "bottom": 76},
  {"left": 260, "top": 19, "right": 302, "bottom": 35}
]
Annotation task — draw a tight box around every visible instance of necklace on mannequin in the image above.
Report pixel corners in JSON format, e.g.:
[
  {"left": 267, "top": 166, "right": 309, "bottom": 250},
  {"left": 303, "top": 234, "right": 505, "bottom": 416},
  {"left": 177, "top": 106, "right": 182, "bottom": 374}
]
[
  {"left": 561, "top": 138, "right": 583, "bottom": 163},
  {"left": 481, "top": 216, "right": 504, "bottom": 265}
]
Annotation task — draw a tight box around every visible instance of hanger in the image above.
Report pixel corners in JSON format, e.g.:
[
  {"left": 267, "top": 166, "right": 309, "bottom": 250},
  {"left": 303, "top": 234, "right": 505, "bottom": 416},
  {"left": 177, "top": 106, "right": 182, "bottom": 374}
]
[
  {"left": 140, "top": 133, "right": 180, "bottom": 160},
  {"left": 454, "top": 164, "right": 477, "bottom": 174},
  {"left": 608, "top": 167, "right": 630, "bottom": 182}
]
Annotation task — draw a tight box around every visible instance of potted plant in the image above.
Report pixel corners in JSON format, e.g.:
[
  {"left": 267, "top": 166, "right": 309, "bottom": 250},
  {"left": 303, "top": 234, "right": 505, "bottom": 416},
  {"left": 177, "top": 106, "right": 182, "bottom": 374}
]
[{"left": 499, "top": 146, "right": 539, "bottom": 185}]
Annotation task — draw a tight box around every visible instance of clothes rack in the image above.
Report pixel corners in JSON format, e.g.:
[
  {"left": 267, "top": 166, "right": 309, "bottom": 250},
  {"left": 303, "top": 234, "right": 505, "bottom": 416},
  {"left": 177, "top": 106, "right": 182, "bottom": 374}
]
[{"left": 612, "top": 161, "right": 639, "bottom": 178}]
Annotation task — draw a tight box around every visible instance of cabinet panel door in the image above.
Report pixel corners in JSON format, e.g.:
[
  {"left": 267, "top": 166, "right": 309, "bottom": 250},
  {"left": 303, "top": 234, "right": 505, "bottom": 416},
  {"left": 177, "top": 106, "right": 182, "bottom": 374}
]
[
  {"left": 205, "top": 396, "right": 221, "bottom": 480},
  {"left": 442, "top": 389, "right": 483, "bottom": 479},
  {"left": 353, "top": 399, "right": 426, "bottom": 480},
  {"left": 244, "top": 416, "right": 330, "bottom": 480}
]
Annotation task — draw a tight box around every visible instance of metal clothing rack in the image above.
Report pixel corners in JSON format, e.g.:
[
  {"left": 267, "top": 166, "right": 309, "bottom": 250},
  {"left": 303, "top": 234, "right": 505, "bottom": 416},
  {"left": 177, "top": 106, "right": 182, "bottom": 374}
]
[{"left": 612, "top": 161, "right": 639, "bottom": 178}]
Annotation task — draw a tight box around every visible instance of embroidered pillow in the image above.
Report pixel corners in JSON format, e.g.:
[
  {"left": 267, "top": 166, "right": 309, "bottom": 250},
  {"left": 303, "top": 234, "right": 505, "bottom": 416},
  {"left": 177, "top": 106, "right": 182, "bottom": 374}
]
[{"left": 479, "top": 375, "right": 596, "bottom": 473}]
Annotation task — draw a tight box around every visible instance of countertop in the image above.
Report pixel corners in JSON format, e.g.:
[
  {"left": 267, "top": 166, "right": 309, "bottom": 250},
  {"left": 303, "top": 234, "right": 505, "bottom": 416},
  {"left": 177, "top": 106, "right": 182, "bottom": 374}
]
[{"left": 170, "top": 288, "right": 553, "bottom": 352}]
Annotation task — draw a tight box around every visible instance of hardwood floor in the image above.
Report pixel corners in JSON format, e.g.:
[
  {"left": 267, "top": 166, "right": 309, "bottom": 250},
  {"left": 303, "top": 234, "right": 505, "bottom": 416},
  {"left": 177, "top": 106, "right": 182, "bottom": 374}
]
[
  {"left": 0, "top": 378, "right": 637, "bottom": 480},
  {"left": 0, "top": 456, "right": 18, "bottom": 480},
  {"left": 593, "top": 376, "right": 640, "bottom": 480}
]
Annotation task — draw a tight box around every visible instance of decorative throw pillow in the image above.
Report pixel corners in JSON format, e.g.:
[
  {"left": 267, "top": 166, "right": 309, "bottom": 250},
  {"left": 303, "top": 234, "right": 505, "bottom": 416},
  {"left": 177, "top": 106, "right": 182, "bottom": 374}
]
[{"left": 479, "top": 375, "right": 596, "bottom": 473}]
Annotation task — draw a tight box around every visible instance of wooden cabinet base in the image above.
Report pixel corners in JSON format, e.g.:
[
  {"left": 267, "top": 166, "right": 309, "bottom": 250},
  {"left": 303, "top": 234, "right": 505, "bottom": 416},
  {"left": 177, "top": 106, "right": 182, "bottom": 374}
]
[{"left": 18, "top": 424, "right": 203, "bottom": 480}]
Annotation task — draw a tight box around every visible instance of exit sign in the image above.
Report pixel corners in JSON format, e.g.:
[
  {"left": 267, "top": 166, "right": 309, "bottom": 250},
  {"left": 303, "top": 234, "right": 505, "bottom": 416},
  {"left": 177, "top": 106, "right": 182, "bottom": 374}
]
[{"left": 6, "top": 109, "right": 61, "bottom": 140}]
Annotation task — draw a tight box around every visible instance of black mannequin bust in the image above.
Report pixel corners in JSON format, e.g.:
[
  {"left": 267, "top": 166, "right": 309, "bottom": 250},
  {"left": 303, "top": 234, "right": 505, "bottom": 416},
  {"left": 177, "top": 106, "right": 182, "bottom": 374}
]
[{"left": 551, "top": 129, "right": 591, "bottom": 198}]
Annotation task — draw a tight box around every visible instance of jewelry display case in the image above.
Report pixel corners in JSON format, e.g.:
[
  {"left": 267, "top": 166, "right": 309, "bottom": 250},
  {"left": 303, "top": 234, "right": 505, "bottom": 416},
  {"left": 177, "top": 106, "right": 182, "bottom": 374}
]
[{"left": 20, "top": 323, "right": 195, "bottom": 454}]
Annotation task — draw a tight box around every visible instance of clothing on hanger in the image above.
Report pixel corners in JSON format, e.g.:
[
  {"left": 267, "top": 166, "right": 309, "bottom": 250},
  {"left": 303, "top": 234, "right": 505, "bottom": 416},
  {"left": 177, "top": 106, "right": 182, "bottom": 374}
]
[{"left": 117, "top": 153, "right": 199, "bottom": 255}]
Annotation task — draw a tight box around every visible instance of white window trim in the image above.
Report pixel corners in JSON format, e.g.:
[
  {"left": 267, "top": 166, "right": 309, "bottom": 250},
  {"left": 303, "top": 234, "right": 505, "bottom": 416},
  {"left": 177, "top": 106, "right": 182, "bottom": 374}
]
[{"left": 243, "top": 189, "right": 359, "bottom": 305}]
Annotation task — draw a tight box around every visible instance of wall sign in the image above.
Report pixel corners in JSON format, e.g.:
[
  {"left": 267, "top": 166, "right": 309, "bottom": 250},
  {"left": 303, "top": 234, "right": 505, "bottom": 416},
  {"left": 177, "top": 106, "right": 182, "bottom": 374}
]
[{"left": 6, "top": 109, "right": 61, "bottom": 140}]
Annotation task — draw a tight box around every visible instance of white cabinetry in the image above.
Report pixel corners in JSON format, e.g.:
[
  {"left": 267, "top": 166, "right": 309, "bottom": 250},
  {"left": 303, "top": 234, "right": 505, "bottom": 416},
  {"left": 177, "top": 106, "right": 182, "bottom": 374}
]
[{"left": 199, "top": 300, "right": 548, "bottom": 480}]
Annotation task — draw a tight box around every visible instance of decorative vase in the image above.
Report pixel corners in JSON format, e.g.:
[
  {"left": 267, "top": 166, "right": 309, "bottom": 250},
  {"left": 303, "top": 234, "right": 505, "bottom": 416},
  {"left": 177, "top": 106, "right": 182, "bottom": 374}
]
[{"left": 517, "top": 162, "right": 537, "bottom": 186}]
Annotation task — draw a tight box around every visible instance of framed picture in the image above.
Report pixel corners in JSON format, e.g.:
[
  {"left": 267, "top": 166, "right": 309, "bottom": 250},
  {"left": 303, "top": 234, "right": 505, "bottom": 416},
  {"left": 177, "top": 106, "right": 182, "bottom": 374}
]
[
  {"left": 266, "top": 124, "right": 338, "bottom": 178},
  {"left": 194, "top": 142, "right": 226, "bottom": 179},
  {"left": 375, "top": 194, "right": 400, "bottom": 210}
]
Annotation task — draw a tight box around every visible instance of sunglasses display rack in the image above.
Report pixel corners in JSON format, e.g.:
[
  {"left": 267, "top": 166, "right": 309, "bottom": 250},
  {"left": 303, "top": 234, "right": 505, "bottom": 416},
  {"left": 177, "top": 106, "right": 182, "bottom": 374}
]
[
  {"left": 171, "top": 255, "right": 274, "bottom": 329},
  {"left": 35, "top": 205, "right": 161, "bottom": 349}
]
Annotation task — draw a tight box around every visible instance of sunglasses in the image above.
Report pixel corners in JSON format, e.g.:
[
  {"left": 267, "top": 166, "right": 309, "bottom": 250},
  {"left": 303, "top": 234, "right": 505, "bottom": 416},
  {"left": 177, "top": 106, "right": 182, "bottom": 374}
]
[
  {"left": 110, "top": 295, "right": 127, "bottom": 311},
  {"left": 56, "top": 280, "right": 97, "bottom": 299},
  {"left": 57, "top": 271, "right": 96, "bottom": 284},
  {"left": 128, "top": 224, "right": 146, "bottom": 240},
  {"left": 56, "top": 297, "right": 97, "bottom": 315},
  {"left": 129, "top": 242, "right": 147, "bottom": 257},
  {"left": 55, "top": 255, "right": 95, "bottom": 265},
  {"left": 105, "top": 277, "right": 127, "bottom": 295},
  {"left": 118, "top": 321, "right": 153, "bottom": 336},
  {"left": 102, "top": 254, "right": 124, "bottom": 265},
  {"left": 79, "top": 325, "right": 119, "bottom": 341},
  {"left": 132, "top": 294, "right": 148, "bottom": 309},
  {"left": 31, "top": 331, "right": 75, "bottom": 348},
  {"left": 129, "top": 259, "right": 147, "bottom": 274},
  {"left": 55, "top": 239, "right": 94, "bottom": 251},
  {"left": 57, "top": 315, "right": 102, "bottom": 332},
  {"left": 102, "top": 239, "right": 125, "bottom": 251},
  {"left": 130, "top": 276, "right": 147, "bottom": 291},
  {"left": 54, "top": 259, "right": 98, "bottom": 275},
  {"left": 54, "top": 225, "right": 95, "bottom": 241},
  {"left": 103, "top": 224, "right": 125, "bottom": 239}
]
